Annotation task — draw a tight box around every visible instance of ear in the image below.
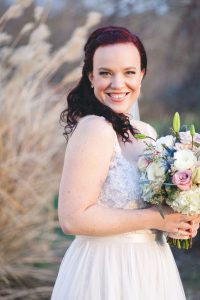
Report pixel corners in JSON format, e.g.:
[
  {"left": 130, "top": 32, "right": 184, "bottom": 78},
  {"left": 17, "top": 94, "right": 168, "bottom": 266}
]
[
  {"left": 88, "top": 72, "right": 94, "bottom": 85},
  {"left": 140, "top": 69, "right": 145, "bottom": 81}
]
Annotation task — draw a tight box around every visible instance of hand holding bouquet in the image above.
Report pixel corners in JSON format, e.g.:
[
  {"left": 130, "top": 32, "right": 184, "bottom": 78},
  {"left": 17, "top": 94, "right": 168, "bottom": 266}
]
[{"left": 137, "top": 113, "right": 200, "bottom": 249}]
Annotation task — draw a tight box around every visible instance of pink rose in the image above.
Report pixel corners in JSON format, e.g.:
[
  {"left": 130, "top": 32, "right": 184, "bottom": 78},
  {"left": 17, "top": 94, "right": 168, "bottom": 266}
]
[{"left": 172, "top": 170, "right": 192, "bottom": 191}]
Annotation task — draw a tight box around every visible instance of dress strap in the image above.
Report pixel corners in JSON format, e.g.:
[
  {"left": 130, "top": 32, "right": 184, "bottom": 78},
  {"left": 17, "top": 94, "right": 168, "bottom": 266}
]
[{"left": 112, "top": 130, "right": 121, "bottom": 153}]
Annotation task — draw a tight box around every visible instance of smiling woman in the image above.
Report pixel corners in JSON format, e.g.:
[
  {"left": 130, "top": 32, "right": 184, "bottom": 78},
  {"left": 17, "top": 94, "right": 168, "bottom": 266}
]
[
  {"left": 51, "top": 26, "right": 199, "bottom": 300},
  {"left": 88, "top": 43, "right": 144, "bottom": 114},
  {"left": 60, "top": 26, "right": 147, "bottom": 143}
]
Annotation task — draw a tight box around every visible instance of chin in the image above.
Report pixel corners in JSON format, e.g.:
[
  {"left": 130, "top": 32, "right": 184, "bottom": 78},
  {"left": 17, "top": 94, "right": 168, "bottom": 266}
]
[
  {"left": 113, "top": 109, "right": 129, "bottom": 114},
  {"left": 109, "top": 105, "right": 130, "bottom": 115}
]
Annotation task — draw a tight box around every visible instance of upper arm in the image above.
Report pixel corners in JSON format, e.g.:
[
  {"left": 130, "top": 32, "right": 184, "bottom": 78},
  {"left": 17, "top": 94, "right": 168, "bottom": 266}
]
[{"left": 58, "top": 116, "right": 115, "bottom": 227}]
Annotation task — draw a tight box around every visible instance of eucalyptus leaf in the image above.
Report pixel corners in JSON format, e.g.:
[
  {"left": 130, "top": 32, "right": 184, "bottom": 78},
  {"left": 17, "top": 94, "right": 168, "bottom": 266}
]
[{"left": 134, "top": 133, "right": 147, "bottom": 139}]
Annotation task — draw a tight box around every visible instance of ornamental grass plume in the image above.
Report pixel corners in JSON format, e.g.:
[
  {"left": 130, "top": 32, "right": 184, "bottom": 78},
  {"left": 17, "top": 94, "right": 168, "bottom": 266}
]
[{"left": 0, "top": 2, "right": 101, "bottom": 299}]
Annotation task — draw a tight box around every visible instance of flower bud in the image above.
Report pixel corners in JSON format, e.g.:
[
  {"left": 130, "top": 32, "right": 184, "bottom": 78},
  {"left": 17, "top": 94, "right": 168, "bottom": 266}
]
[
  {"left": 173, "top": 112, "right": 180, "bottom": 133},
  {"left": 190, "top": 124, "right": 196, "bottom": 137}
]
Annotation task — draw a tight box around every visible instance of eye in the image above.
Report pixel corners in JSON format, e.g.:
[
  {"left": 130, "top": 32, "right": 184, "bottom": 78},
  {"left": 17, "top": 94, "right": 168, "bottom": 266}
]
[
  {"left": 99, "top": 71, "right": 111, "bottom": 77},
  {"left": 126, "top": 70, "right": 136, "bottom": 75}
]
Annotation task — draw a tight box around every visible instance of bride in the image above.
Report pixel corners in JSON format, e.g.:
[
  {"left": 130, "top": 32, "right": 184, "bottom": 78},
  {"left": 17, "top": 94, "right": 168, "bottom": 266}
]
[{"left": 51, "top": 26, "right": 199, "bottom": 299}]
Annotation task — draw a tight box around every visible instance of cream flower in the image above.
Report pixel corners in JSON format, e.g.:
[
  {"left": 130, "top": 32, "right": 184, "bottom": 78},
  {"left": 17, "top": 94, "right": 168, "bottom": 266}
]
[
  {"left": 166, "top": 187, "right": 200, "bottom": 214},
  {"left": 174, "top": 149, "right": 197, "bottom": 171},
  {"left": 175, "top": 143, "right": 192, "bottom": 151},
  {"left": 146, "top": 161, "right": 166, "bottom": 181},
  {"left": 155, "top": 135, "right": 175, "bottom": 153},
  {"left": 192, "top": 167, "right": 200, "bottom": 184}
]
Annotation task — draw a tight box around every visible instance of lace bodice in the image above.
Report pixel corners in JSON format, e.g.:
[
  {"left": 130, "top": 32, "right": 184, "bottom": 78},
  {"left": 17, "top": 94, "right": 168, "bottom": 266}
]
[
  {"left": 75, "top": 115, "right": 159, "bottom": 237},
  {"left": 98, "top": 132, "right": 147, "bottom": 210}
]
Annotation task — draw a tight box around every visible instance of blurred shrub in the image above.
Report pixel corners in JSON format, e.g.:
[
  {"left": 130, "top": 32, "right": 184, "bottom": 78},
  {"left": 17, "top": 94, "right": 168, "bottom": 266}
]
[{"left": 0, "top": 1, "right": 101, "bottom": 298}]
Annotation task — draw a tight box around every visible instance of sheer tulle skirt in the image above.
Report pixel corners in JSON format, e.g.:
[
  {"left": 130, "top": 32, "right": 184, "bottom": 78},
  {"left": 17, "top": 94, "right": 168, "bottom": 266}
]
[{"left": 51, "top": 231, "right": 186, "bottom": 300}]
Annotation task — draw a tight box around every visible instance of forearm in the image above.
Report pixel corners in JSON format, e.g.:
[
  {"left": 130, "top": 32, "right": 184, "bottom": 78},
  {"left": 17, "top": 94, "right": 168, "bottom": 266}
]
[{"left": 60, "top": 204, "right": 158, "bottom": 236}]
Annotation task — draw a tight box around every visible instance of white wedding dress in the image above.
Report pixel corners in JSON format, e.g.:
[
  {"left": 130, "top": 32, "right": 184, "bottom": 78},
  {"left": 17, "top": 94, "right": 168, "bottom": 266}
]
[{"left": 51, "top": 116, "right": 186, "bottom": 300}]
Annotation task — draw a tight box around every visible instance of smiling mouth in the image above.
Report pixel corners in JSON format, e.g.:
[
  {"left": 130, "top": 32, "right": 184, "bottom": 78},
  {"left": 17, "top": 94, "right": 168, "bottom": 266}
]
[{"left": 106, "top": 92, "right": 130, "bottom": 101}]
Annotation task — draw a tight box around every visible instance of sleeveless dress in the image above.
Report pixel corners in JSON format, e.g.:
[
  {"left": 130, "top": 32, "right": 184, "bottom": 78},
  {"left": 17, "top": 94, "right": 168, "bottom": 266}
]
[{"left": 51, "top": 117, "right": 186, "bottom": 300}]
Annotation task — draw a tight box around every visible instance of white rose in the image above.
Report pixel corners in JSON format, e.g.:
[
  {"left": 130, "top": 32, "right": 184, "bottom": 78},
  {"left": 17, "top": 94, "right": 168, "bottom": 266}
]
[
  {"left": 146, "top": 161, "right": 166, "bottom": 181},
  {"left": 155, "top": 135, "right": 175, "bottom": 153},
  {"left": 174, "top": 149, "right": 197, "bottom": 171}
]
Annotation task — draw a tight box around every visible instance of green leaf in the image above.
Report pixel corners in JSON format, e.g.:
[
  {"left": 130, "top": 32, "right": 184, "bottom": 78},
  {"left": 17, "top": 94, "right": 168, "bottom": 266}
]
[{"left": 134, "top": 133, "right": 147, "bottom": 139}]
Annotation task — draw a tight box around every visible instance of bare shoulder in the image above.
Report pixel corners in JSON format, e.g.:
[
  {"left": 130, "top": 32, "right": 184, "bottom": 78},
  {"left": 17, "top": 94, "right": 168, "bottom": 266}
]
[
  {"left": 76, "top": 115, "right": 115, "bottom": 139},
  {"left": 131, "top": 119, "right": 157, "bottom": 140},
  {"left": 67, "top": 115, "right": 116, "bottom": 151}
]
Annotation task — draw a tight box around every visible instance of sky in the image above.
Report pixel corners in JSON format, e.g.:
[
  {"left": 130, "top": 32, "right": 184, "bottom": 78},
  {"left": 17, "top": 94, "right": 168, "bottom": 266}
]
[{"left": 4, "top": 0, "right": 169, "bottom": 16}]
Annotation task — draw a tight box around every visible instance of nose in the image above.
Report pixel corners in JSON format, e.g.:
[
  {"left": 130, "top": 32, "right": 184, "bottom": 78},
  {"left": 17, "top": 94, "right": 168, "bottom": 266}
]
[{"left": 110, "top": 74, "right": 125, "bottom": 89}]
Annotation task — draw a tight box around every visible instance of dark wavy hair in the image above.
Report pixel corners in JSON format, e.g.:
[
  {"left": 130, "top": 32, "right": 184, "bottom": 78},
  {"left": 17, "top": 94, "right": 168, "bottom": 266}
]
[{"left": 60, "top": 26, "right": 147, "bottom": 142}]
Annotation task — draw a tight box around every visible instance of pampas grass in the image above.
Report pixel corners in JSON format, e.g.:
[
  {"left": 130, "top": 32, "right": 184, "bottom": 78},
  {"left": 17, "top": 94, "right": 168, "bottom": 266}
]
[{"left": 0, "top": 2, "right": 101, "bottom": 299}]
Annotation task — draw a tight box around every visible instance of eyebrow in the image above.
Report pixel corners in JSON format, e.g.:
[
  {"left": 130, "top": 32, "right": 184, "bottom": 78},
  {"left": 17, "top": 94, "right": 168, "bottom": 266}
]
[{"left": 98, "top": 66, "right": 137, "bottom": 71}]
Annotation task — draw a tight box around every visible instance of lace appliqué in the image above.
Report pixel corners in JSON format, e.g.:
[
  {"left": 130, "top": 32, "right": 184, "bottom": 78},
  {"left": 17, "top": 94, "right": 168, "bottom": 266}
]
[{"left": 98, "top": 134, "right": 146, "bottom": 210}]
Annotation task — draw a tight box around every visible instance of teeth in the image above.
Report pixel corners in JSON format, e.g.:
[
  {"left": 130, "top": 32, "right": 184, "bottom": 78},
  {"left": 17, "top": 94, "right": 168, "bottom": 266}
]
[{"left": 109, "top": 93, "right": 127, "bottom": 99}]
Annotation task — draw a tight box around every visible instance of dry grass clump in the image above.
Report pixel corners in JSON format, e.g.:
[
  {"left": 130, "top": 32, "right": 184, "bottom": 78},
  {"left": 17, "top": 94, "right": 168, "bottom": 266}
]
[{"left": 0, "top": 2, "right": 101, "bottom": 299}]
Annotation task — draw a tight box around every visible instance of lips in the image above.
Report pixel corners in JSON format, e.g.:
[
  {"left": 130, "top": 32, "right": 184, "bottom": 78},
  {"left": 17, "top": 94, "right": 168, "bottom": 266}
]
[{"left": 106, "top": 92, "right": 129, "bottom": 101}]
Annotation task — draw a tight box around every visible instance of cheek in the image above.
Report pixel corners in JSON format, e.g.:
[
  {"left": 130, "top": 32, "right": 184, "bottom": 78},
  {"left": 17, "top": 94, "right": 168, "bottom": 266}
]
[
  {"left": 128, "top": 78, "right": 142, "bottom": 90},
  {"left": 128, "top": 73, "right": 142, "bottom": 85},
  {"left": 94, "top": 77, "right": 109, "bottom": 92},
  {"left": 135, "top": 75, "right": 143, "bottom": 86}
]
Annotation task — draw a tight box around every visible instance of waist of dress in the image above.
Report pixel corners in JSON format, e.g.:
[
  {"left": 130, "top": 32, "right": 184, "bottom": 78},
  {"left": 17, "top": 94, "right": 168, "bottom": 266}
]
[{"left": 76, "top": 230, "right": 166, "bottom": 244}]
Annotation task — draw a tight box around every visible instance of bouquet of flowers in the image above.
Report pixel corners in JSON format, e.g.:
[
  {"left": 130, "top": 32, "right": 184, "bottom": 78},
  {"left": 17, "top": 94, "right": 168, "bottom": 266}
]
[{"left": 137, "top": 112, "right": 200, "bottom": 249}]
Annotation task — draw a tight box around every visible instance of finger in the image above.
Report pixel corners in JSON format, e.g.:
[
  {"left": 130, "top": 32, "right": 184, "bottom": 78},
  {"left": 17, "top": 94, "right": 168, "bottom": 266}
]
[
  {"left": 168, "top": 228, "right": 191, "bottom": 239},
  {"left": 182, "top": 214, "right": 199, "bottom": 222},
  {"left": 177, "top": 229, "right": 191, "bottom": 237},
  {"left": 168, "top": 233, "right": 190, "bottom": 240},
  {"left": 190, "top": 230, "right": 198, "bottom": 238},
  {"left": 189, "top": 214, "right": 199, "bottom": 221},
  {"left": 191, "top": 224, "right": 199, "bottom": 230},
  {"left": 188, "top": 223, "right": 199, "bottom": 234},
  {"left": 188, "top": 226, "right": 199, "bottom": 237},
  {"left": 190, "top": 220, "right": 200, "bottom": 226},
  {"left": 178, "top": 222, "right": 192, "bottom": 230}
]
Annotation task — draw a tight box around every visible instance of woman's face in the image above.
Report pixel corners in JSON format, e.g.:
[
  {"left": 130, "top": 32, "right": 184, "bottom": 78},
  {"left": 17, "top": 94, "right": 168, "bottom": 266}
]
[{"left": 89, "top": 43, "right": 144, "bottom": 114}]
